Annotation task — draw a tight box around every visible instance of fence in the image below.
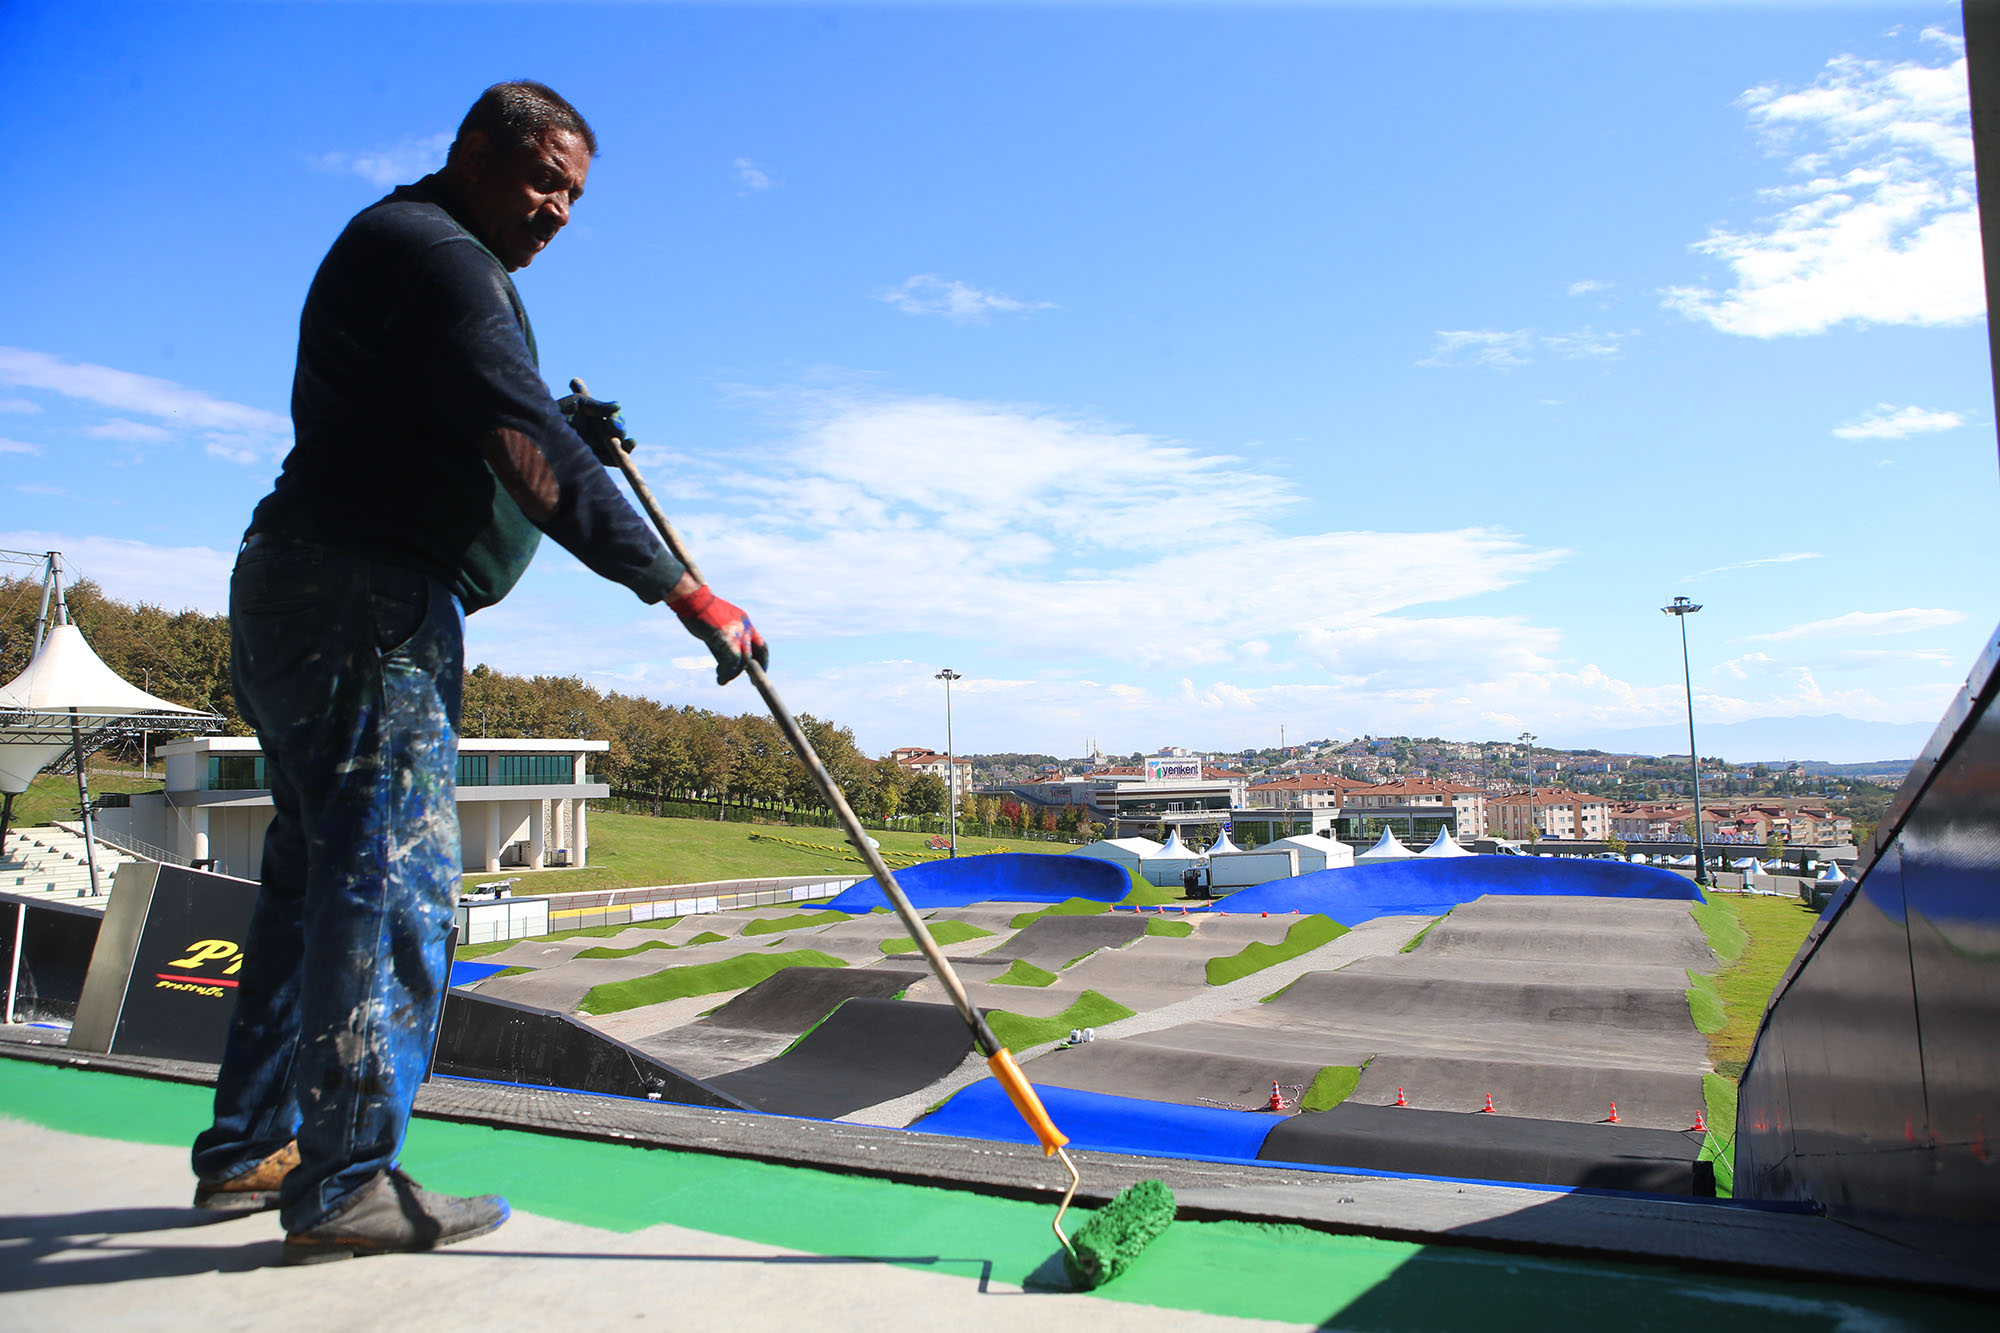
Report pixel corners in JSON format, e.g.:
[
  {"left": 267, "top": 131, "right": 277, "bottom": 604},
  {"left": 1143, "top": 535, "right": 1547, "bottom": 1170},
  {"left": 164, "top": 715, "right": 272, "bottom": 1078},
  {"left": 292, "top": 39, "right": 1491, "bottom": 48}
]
[
  {"left": 486, "top": 875, "right": 863, "bottom": 942},
  {"left": 601, "top": 792, "right": 1088, "bottom": 845},
  {"left": 52, "top": 821, "right": 187, "bottom": 868}
]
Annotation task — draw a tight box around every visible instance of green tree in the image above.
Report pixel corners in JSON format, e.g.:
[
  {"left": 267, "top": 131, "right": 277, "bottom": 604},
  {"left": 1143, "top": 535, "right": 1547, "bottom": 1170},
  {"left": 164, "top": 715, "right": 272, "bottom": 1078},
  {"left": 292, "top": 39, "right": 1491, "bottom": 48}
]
[{"left": 904, "top": 772, "right": 947, "bottom": 816}]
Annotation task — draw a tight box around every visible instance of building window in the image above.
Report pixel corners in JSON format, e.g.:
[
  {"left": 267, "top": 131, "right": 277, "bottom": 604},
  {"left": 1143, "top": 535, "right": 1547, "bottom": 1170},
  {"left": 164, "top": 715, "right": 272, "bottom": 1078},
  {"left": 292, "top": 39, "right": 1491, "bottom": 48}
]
[
  {"left": 456, "top": 754, "right": 489, "bottom": 787},
  {"left": 494, "top": 754, "right": 574, "bottom": 785},
  {"left": 208, "top": 755, "right": 266, "bottom": 790}
]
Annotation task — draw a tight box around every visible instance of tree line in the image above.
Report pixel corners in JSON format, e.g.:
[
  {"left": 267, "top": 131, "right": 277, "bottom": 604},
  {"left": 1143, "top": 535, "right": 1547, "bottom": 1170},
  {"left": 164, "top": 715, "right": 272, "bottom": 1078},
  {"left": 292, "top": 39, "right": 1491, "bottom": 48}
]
[{"left": 0, "top": 576, "right": 1096, "bottom": 832}]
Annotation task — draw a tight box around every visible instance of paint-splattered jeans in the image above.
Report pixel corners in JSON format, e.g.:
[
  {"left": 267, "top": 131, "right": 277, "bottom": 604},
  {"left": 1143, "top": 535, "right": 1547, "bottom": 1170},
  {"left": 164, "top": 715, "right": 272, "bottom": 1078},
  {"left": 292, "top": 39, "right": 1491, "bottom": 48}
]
[{"left": 192, "top": 536, "right": 464, "bottom": 1232}]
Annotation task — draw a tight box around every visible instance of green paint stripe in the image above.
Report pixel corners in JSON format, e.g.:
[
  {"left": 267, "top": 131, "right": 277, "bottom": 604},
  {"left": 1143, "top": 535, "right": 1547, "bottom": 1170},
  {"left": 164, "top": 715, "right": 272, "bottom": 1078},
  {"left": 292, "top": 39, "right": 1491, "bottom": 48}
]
[{"left": 0, "top": 1061, "right": 1971, "bottom": 1326}]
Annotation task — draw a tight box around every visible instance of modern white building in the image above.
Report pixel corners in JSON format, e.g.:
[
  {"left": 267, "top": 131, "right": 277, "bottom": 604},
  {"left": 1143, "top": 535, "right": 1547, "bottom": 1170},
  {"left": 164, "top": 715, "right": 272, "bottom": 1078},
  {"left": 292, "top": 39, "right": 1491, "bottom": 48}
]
[{"left": 96, "top": 736, "right": 610, "bottom": 882}]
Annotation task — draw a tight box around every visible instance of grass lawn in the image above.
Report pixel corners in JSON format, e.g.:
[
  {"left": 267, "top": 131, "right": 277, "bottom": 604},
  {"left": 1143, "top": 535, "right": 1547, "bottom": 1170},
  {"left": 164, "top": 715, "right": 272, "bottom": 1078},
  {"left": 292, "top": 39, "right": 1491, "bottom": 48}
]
[
  {"left": 1206, "top": 915, "right": 1349, "bottom": 986},
  {"left": 9, "top": 771, "right": 165, "bottom": 826},
  {"left": 464, "top": 811, "right": 1081, "bottom": 893},
  {"left": 984, "top": 990, "right": 1135, "bottom": 1051},
  {"left": 1694, "top": 894, "right": 1818, "bottom": 1080},
  {"left": 577, "top": 948, "right": 846, "bottom": 1015}
]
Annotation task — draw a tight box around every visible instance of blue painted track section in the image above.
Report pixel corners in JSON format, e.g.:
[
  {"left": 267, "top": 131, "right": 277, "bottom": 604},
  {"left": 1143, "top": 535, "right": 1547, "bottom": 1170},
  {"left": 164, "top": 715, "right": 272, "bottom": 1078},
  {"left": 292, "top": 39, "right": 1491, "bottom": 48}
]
[
  {"left": 823, "top": 852, "right": 1128, "bottom": 913},
  {"left": 912, "top": 1077, "right": 1284, "bottom": 1162},
  {"left": 448, "top": 960, "right": 513, "bottom": 987},
  {"left": 1216, "top": 856, "right": 1702, "bottom": 925}
]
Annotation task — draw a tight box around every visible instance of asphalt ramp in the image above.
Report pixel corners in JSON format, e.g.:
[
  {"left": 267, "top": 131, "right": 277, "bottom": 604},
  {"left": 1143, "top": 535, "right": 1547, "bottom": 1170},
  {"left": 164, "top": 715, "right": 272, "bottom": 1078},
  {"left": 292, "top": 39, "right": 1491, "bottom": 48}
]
[
  {"left": 709, "top": 997, "right": 980, "bottom": 1119},
  {"left": 978, "top": 912, "right": 1146, "bottom": 970},
  {"left": 629, "top": 967, "right": 927, "bottom": 1080},
  {"left": 1259, "top": 1102, "right": 1712, "bottom": 1195}
]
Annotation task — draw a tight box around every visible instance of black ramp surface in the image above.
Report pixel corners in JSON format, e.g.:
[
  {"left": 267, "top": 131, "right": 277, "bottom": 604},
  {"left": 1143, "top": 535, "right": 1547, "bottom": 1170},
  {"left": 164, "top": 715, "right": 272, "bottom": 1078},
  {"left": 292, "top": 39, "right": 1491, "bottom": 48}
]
[
  {"left": 697, "top": 966, "right": 927, "bottom": 1035},
  {"left": 1261, "top": 1103, "right": 1711, "bottom": 1195},
  {"left": 980, "top": 913, "right": 1146, "bottom": 970},
  {"left": 710, "top": 998, "right": 978, "bottom": 1119}
]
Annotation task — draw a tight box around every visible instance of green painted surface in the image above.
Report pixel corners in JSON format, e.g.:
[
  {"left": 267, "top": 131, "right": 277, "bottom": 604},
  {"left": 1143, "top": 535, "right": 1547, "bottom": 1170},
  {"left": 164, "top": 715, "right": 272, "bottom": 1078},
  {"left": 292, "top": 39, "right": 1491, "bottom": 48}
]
[
  {"left": 578, "top": 949, "right": 846, "bottom": 1014},
  {"left": 0, "top": 1061, "right": 1981, "bottom": 1327},
  {"left": 992, "top": 959, "right": 1060, "bottom": 988},
  {"left": 1691, "top": 899, "right": 1750, "bottom": 964},
  {"left": 881, "top": 920, "right": 994, "bottom": 955},
  {"left": 1143, "top": 917, "right": 1193, "bottom": 939},
  {"left": 986, "top": 991, "right": 1135, "bottom": 1051},
  {"left": 1300, "top": 1064, "right": 1362, "bottom": 1112},
  {"left": 1687, "top": 970, "right": 1726, "bottom": 1035},
  {"left": 1205, "top": 914, "right": 1349, "bottom": 986},
  {"left": 742, "top": 911, "right": 847, "bottom": 937},
  {"left": 575, "top": 930, "right": 726, "bottom": 960},
  {"left": 1006, "top": 897, "right": 1110, "bottom": 930}
]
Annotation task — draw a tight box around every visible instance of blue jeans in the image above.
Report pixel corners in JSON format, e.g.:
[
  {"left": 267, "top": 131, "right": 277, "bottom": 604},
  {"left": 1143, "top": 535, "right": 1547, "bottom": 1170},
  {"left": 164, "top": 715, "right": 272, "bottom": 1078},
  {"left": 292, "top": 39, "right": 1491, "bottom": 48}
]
[{"left": 192, "top": 537, "right": 464, "bottom": 1231}]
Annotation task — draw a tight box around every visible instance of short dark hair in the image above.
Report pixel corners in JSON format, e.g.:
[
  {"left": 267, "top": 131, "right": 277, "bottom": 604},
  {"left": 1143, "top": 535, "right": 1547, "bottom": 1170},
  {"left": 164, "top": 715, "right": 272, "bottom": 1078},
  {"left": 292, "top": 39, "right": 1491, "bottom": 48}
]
[{"left": 449, "top": 81, "right": 597, "bottom": 166}]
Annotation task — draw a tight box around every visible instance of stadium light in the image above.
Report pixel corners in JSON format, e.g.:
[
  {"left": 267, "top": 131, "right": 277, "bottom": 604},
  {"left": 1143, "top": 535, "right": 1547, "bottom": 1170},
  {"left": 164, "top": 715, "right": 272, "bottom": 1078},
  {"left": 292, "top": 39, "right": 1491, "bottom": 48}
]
[
  {"left": 1519, "top": 732, "right": 1537, "bottom": 844},
  {"left": 936, "top": 668, "right": 962, "bottom": 857},
  {"left": 1662, "top": 596, "right": 1711, "bottom": 886}
]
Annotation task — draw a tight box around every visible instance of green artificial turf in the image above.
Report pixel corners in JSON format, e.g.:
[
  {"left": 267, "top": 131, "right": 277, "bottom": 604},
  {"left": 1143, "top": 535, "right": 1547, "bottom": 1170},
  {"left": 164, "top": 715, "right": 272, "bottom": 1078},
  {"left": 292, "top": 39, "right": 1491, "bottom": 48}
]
[
  {"left": 1701, "top": 896, "right": 1817, "bottom": 1079},
  {"left": 985, "top": 990, "right": 1136, "bottom": 1051},
  {"left": 1686, "top": 970, "right": 1726, "bottom": 1034},
  {"left": 992, "top": 959, "right": 1060, "bottom": 987},
  {"left": 1117, "top": 870, "right": 1176, "bottom": 907},
  {"left": 1700, "top": 1072, "right": 1740, "bottom": 1198},
  {"left": 742, "top": 911, "right": 848, "bottom": 937},
  {"left": 880, "top": 920, "right": 995, "bottom": 954},
  {"left": 455, "top": 939, "right": 519, "bottom": 959},
  {"left": 577, "top": 949, "right": 846, "bottom": 1015},
  {"left": 1, "top": 1061, "right": 1983, "bottom": 1327},
  {"left": 576, "top": 931, "right": 727, "bottom": 960},
  {"left": 1205, "top": 915, "right": 1349, "bottom": 986},
  {"left": 1300, "top": 1064, "right": 1362, "bottom": 1112},
  {"left": 1007, "top": 898, "right": 1110, "bottom": 930},
  {"left": 1144, "top": 917, "right": 1193, "bottom": 938},
  {"left": 1400, "top": 914, "right": 1445, "bottom": 953},
  {"left": 482, "top": 966, "right": 533, "bottom": 981},
  {"left": 1690, "top": 900, "right": 1749, "bottom": 963}
]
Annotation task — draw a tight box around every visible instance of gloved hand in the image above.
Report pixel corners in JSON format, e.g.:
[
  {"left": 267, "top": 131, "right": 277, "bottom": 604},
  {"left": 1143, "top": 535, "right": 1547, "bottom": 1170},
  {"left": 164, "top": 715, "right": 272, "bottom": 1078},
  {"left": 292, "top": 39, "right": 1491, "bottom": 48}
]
[
  {"left": 557, "top": 385, "right": 633, "bottom": 467},
  {"left": 669, "top": 584, "right": 769, "bottom": 685}
]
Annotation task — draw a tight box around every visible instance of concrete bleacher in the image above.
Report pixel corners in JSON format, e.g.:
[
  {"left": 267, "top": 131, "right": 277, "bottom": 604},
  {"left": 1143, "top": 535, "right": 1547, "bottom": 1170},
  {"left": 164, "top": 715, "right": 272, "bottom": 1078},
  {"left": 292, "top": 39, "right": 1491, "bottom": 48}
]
[{"left": 0, "top": 824, "right": 141, "bottom": 908}]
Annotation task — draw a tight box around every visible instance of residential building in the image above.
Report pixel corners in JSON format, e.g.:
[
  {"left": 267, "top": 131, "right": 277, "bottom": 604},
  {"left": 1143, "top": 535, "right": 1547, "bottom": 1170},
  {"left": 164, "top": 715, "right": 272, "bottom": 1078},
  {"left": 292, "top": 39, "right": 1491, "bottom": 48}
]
[
  {"left": 1487, "top": 787, "right": 1610, "bottom": 841},
  {"left": 889, "top": 746, "right": 974, "bottom": 807},
  {"left": 1341, "top": 778, "right": 1488, "bottom": 837},
  {"left": 1244, "top": 773, "right": 1362, "bottom": 813}
]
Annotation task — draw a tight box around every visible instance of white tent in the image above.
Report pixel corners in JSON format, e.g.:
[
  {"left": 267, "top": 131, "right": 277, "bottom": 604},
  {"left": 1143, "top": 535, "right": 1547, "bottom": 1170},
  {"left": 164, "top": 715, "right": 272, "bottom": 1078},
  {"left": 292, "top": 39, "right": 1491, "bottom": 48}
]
[
  {"left": 1139, "top": 828, "right": 1205, "bottom": 886},
  {"left": 1070, "top": 836, "right": 1161, "bottom": 876},
  {"left": 1271, "top": 834, "right": 1354, "bottom": 874},
  {"left": 1356, "top": 828, "right": 1416, "bottom": 863},
  {"left": 1418, "top": 827, "right": 1474, "bottom": 858},
  {"left": 0, "top": 624, "right": 202, "bottom": 717},
  {"left": 1205, "top": 828, "right": 1243, "bottom": 857},
  {"left": 1816, "top": 862, "right": 1848, "bottom": 883}
]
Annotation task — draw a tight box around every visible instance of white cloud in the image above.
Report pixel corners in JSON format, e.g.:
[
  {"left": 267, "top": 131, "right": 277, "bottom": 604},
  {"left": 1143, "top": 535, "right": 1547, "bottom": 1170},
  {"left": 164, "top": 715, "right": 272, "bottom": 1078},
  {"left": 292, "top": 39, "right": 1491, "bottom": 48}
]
[
  {"left": 309, "top": 132, "right": 452, "bottom": 188},
  {"left": 1665, "top": 37, "right": 1979, "bottom": 337},
  {"left": 1831, "top": 403, "right": 1964, "bottom": 439},
  {"left": 88, "top": 418, "right": 174, "bottom": 443},
  {"left": 0, "top": 346, "right": 290, "bottom": 463},
  {"left": 733, "top": 157, "right": 774, "bottom": 190},
  {"left": 1753, "top": 607, "right": 1966, "bottom": 641},
  {"left": 0, "top": 530, "right": 231, "bottom": 614},
  {"left": 1678, "top": 551, "right": 1821, "bottom": 582},
  {"left": 0, "top": 397, "right": 41, "bottom": 414},
  {"left": 875, "top": 275, "right": 1056, "bottom": 324},
  {"left": 1566, "top": 279, "right": 1611, "bottom": 297},
  {"left": 1419, "top": 327, "right": 1625, "bottom": 368},
  {"left": 1419, "top": 329, "right": 1533, "bottom": 369},
  {"left": 0, "top": 437, "right": 41, "bottom": 456}
]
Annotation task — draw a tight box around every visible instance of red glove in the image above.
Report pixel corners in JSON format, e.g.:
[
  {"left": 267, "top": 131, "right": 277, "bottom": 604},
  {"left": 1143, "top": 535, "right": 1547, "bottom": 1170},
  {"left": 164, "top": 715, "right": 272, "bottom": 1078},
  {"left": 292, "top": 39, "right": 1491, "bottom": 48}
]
[{"left": 669, "top": 584, "right": 769, "bottom": 684}]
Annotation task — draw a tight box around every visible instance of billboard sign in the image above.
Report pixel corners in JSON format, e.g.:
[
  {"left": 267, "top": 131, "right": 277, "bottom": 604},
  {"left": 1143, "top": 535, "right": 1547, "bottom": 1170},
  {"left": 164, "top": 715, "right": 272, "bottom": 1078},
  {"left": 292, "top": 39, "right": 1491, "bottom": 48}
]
[{"left": 1144, "top": 757, "right": 1204, "bottom": 783}]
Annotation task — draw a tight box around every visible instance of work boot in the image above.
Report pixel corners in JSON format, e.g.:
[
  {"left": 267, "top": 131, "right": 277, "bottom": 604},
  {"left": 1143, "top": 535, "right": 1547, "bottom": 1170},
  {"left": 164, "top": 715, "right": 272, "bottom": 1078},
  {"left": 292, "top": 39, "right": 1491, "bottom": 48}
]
[
  {"left": 281, "top": 1168, "right": 509, "bottom": 1265},
  {"left": 193, "top": 1140, "right": 299, "bottom": 1213}
]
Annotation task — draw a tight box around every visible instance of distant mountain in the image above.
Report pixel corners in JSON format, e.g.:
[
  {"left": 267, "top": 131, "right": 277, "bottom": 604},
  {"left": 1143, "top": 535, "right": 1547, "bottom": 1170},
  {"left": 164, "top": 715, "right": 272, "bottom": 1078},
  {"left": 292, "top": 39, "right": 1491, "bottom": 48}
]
[{"left": 1569, "top": 715, "right": 1930, "bottom": 766}]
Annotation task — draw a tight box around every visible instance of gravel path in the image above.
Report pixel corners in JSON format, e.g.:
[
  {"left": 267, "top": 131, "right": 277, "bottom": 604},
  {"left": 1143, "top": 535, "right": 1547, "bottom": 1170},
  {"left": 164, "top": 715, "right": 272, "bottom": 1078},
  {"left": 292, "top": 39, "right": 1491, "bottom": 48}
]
[{"left": 838, "top": 913, "right": 1434, "bottom": 1128}]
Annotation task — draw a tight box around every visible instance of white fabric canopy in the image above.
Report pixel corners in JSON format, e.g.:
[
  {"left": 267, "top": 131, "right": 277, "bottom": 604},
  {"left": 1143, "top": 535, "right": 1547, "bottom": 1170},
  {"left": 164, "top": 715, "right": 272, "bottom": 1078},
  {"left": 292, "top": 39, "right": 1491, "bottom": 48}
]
[
  {"left": 0, "top": 740, "right": 73, "bottom": 795},
  {"left": 0, "top": 624, "right": 200, "bottom": 716},
  {"left": 1206, "top": 828, "right": 1243, "bottom": 856},
  {"left": 1418, "top": 827, "right": 1474, "bottom": 858},
  {"left": 1356, "top": 828, "right": 1415, "bottom": 862},
  {"left": 1816, "top": 863, "right": 1848, "bottom": 883},
  {"left": 1147, "top": 828, "right": 1201, "bottom": 863}
]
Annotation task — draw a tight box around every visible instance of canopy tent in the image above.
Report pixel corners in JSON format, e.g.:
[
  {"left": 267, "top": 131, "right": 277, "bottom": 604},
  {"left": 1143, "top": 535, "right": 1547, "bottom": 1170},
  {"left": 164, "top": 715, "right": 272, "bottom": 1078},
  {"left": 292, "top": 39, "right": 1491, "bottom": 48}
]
[
  {"left": 1139, "top": 828, "right": 1205, "bottom": 886},
  {"left": 1205, "top": 828, "right": 1243, "bottom": 857},
  {"left": 1417, "top": 827, "right": 1474, "bottom": 858},
  {"left": 1270, "top": 834, "right": 1355, "bottom": 873},
  {"left": 1069, "top": 836, "right": 1162, "bottom": 875},
  {"left": 0, "top": 624, "right": 204, "bottom": 718},
  {"left": 1355, "top": 828, "right": 1416, "bottom": 863},
  {"left": 1816, "top": 862, "right": 1849, "bottom": 883}
]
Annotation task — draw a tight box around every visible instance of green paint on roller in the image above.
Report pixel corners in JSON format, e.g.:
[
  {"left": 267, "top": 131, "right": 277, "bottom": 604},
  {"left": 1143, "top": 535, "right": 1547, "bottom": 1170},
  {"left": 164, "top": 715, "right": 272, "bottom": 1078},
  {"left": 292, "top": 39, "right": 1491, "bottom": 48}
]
[
  {"left": 1064, "top": 1178, "right": 1176, "bottom": 1290},
  {"left": 1144, "top": 917, "right": 1192, "bottom": 938}
]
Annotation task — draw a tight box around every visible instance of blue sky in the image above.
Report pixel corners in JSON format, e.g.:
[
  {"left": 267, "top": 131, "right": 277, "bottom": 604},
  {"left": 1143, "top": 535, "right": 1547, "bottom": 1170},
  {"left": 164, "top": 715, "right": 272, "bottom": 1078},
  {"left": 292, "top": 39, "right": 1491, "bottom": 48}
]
[{"left": 2, "top": 1, "right": 1993, "bottom": 762}]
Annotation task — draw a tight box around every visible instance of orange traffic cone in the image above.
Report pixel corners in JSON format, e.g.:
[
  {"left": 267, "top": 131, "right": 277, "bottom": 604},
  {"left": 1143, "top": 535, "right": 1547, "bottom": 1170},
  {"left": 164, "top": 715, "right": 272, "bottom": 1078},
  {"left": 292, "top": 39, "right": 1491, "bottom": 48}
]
[
  {"left": 1480, "top": 1093, "right": 1495, "bottom": 1113},
  {"left": 1608, "top": 1101, "right": 1620, "bottom": 1124},
  {"left": 1266, "top": 1082, "right": 1288, "bottom": 1112},
  {"left": 1692, "top": 1107, "right": 1707, "bottom": 1133},
  {"left": 1395, "top": 1087, "right": 1408, "bottom": 1107}
]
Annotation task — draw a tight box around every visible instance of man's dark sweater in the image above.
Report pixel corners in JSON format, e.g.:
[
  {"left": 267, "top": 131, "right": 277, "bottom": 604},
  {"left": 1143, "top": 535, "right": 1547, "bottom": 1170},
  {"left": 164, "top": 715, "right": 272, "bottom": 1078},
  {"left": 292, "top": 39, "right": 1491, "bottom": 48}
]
[{"left": 250, "top": 175, "right": 684, "bottom": 612}]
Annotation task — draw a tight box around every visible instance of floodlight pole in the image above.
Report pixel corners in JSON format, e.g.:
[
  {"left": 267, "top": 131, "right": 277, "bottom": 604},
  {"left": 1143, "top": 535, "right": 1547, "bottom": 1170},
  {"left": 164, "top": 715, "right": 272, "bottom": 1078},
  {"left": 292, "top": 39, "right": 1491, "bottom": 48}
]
[
  {"left": 936, "top": 669, "right": 961, "bottom": 857},
  {"left": 1519, "top": 731, "right": 1537, "bottom": 844},
  {"left": 1663, "top": 596, "right": 1711, "bottom": 887}
]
